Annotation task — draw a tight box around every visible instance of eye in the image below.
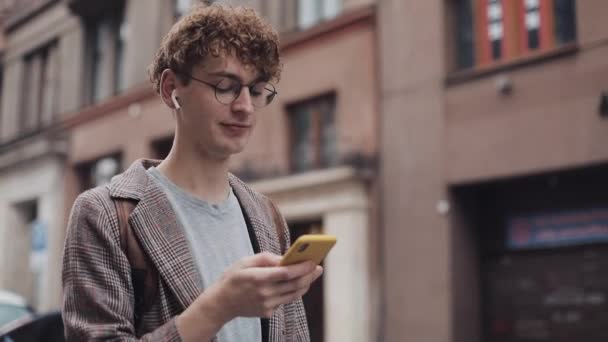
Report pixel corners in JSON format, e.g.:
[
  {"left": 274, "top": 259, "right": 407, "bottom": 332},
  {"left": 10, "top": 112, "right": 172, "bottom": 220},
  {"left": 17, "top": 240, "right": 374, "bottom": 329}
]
[
  {"left": 250, "top": 82, "right": 268, "bottom": 97},
  {"left": 215, "top": 79, "right": 236, "bottom": 93}
]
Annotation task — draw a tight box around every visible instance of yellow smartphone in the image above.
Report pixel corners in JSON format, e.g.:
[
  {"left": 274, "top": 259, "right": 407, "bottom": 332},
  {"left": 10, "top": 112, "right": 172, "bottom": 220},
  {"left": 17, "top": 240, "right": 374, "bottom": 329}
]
[{"left": 280, "top": 234, "right": 337, "bottom": 266}]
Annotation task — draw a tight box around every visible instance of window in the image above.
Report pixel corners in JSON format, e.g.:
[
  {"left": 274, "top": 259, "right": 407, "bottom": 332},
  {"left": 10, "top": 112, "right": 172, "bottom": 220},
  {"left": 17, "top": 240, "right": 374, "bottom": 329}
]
[
  {"left": 553, "top": 0, "right": 576, "bottom": 44},
  {"left": 0, "top": 67, "right": 3, "bottom": 139},
  {"left": 19, "top": 41, "right": 60, "bottom": 133},
  {"left": 151, "top": 135, "right": 174, "bottom": 160},
  {"left": 76, "top": 154, "right": 122, "bottom": 191},
  {"left": 454, "top": 0, "right": 576, "bottom": 70},
  {"left": 174, "top": 0, "right": 192, "bottom": 19},
  {"left": 297, "top": 0, "right": 341, "bottom": 30},
  {"left": 87, "top": 20, "right": 103, "bottom": 103},
  {"left": 287, "top": 94, "right": 337, "bottom": 173},
  {"left": 12, "top": 199, "right": 45, "bottom": 310},
  {"left": 175, "top": 0, "right": 221, "bottom": 19},
  {"left": 84, "top": 7, "right": 126, "bottom": 104},
  {"left": 115, "top": 17, "right": 128, "bottom": 93}
]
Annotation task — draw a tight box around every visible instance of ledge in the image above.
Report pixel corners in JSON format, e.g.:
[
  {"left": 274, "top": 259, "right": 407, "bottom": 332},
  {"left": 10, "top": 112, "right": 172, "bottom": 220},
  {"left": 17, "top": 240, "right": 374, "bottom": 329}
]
[
  {"left": 446, "top": 43, "right": 579, "bottom": 86},
  {"left": 0, "top": 133, "right": 67, "bottom": 171},
  {"left": 59, "top": 83, "right": 156, "bottom": 130},
  {"left": 250, "top": 166, "right": 370, "bottom": 220},
  {"left": 250, "top": 166, "right": 363, "bottom": 196},
  {"left": 4, "top": 0, "right": 58, "bottom": 33},
  {"left": 281, "top": 4, "right": 375, "bottom": 52}
]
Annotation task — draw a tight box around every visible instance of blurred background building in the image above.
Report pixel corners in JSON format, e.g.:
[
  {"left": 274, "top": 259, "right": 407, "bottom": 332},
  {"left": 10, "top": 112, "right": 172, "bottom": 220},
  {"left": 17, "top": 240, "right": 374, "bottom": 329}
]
[
  {"left": 0, "top": 0, "right": 606, "bottom": 341},
  {"left": 380, "top": 0, "right": 608, "bottom": 341}
]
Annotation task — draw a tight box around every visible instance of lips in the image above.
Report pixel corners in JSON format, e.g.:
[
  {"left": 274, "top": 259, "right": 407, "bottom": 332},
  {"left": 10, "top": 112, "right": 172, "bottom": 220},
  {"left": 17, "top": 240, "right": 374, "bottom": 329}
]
[
  {"left": 221, "top": 123, "right": 251, "bottom": 128},
  {"left": 220, "top": 123, "right": 251, "bottom": 136}
]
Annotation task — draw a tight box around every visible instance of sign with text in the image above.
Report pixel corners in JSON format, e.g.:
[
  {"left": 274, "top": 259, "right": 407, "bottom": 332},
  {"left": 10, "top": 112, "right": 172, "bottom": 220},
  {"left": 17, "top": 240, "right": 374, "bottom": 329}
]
[{"left": 508, "top": 208, "right": 608, "bottom": 249}]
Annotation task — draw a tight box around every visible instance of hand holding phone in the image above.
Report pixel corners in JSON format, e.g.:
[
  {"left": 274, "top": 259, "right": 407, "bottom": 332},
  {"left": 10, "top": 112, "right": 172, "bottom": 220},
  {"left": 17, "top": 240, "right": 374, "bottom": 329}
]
[{"left": 280, "top": 234, "right": 337, "bottom": 266}]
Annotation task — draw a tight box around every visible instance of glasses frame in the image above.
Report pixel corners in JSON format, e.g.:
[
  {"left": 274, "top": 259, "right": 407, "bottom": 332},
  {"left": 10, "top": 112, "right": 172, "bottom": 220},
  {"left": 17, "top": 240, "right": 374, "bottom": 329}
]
[{"left": 182, "top": 73, "right": 278, "bottom": 108}]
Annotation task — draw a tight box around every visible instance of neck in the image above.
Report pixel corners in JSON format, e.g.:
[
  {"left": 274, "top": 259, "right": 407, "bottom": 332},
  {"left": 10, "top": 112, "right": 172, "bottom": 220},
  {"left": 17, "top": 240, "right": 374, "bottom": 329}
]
[{"left": 157, "top": 137, "right": 231, "bottom": 205}]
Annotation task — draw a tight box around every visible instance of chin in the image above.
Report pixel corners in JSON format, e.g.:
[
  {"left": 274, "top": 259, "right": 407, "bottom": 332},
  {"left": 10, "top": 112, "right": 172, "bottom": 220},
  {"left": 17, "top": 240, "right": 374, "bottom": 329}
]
[
  {"left": 217, "top": 142, "right": 247, "bottom": 158},
  {"left": 227, "top": 144, "right": 247, "bottom": 155},
  {"left": 227, "top": 137, "right": 250, "bottom": 153}
]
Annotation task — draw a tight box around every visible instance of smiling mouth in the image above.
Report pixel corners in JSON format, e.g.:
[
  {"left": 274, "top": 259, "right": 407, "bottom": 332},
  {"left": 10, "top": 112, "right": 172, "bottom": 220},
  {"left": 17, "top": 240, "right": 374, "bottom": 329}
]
[
  {"left": 221, "top": 123, "right": 251, "bottom": 128},
  {"left": 220, "top": 123, "right": 251, "bottom": 136}
]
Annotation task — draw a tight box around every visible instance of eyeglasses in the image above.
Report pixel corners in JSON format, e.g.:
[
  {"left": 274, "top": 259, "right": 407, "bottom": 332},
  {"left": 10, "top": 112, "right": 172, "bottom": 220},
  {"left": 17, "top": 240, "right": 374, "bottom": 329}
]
[{"left": 183, "top": 74, "right": 278, "bottom": 108}]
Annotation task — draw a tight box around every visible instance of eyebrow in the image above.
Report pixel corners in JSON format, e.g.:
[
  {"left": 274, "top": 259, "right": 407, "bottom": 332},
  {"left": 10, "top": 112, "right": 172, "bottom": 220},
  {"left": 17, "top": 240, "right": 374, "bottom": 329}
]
[{"left": 207, "top": 71, "right": 266, "bottom": 84}]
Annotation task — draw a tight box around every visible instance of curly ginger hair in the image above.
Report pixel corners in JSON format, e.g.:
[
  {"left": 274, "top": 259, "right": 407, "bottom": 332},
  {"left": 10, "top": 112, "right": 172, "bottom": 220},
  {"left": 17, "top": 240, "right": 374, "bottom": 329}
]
[{"left": 148, "top": 3, "right": 282, "bottom": 93}]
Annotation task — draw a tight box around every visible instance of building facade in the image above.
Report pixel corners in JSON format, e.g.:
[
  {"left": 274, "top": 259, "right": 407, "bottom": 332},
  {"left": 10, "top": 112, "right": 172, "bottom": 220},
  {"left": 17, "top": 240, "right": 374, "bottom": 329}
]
[
  {"left": 0, "top": 0, "right": 76, "bottom": 312},
  {"left": 379, "top": 0, "right": 608, "bottom": 341},
  {"left": 0, "top": 0, "right": 380, "bottom": 341}
]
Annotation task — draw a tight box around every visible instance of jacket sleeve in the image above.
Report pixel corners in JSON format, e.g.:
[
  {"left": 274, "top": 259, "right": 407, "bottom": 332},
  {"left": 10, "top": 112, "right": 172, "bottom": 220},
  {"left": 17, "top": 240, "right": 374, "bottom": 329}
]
[
  {"left": 267, "top": 199, "right": 311, "bottom": 342},
  {"left": 61, "top": 190, "right": 181, "bottom": 342}
]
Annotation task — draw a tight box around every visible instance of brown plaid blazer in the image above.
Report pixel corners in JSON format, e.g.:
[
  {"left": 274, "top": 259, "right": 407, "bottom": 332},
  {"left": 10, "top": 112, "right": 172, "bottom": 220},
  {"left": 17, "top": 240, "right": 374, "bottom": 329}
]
[{"left": 62, "top": 159, "right": 311, "bottom": 341}]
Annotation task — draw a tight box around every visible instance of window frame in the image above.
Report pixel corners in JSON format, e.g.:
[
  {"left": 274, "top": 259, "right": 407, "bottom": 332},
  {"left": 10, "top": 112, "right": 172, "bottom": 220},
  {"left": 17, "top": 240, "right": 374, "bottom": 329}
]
[
  {"left": 75, "top": 152, "right": 123, "bottom": 191},
  {"left": 297, "top": 0, "right": 342, "bottom": 30},
  {"left": 151, "top": 135, "right": 175, "bottom": 160},
  {"left": 19, "top": 41, "right": 59, "bottom": 134},
  {"left": 114, "top": 11, "right": 128, "bottom": 94},
  {"left": 0, "top": 67, "right": 3, "bottom": 139},
  {"left": 83, "top": 6, "right": 126, "bottom": 105},
  {"left": 453, "top": 0, "right": 577, "bottom": 72},
  {"left": 174, "top": 0, "right": 192, "bottom": 20},
  {"left": 286, "top": 93, "right": 338, "bottom": 173}
]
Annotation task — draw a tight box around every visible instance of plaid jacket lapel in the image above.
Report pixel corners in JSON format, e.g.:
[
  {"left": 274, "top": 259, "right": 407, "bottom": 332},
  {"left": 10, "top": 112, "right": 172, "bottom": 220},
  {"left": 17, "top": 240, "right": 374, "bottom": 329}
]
[
  {"left": 129, "top": 181, "right": 202, "bottom": 310},
  {"left": 229, "top": 174, "right": 282, "bottom": 255},
  {"left": 229, "top": 174, "right": 286, "bottom": 342},
  {"left": 109, "top": 159, "right": 202, "bottom": 311}
]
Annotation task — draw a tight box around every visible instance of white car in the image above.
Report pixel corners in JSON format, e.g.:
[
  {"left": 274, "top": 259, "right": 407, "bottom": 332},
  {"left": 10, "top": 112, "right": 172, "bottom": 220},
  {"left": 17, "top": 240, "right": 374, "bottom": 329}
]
[{"left": 0, "top": 290, "right": 33, "bottom": 335}]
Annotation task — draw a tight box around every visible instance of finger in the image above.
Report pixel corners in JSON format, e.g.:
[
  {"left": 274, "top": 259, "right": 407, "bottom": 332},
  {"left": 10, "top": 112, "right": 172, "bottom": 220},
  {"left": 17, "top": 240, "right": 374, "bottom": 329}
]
[
  {"left": 266, "top": 285, "right": 311, "bottom": 308},
  {"left": 271, "top": 276, "right": 308, "bottom": 296},
  {"left": 243, "top": 261, "right": 315, "bottom": 283},
  {"left": 311, "top": 266, "right": 324, "bottom": 282},
  {"left": 270, "top": 266, "right": 324, "bottom": 296},
  {"left": 268, "top": 261, "right": 316, "bottom": 282},
  {"left": 240, "top": 252, "right": 282, "bottom": 268},
  {"left": 239, "top": 260, "right": 316, "bottom": 285}
]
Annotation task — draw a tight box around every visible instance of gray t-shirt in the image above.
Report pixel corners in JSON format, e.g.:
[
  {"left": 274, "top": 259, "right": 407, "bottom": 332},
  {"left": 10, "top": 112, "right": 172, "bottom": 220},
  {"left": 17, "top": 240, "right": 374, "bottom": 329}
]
[{"left": 147, "top": 167, "right": 261, "bottom": 342}]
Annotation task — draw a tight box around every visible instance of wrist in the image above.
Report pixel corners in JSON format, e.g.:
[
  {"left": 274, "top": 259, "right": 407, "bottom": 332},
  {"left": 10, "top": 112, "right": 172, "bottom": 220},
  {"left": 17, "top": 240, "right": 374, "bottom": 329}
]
[
  {"left": 175, "top": 287, "right": 232, "bottom": 342},
  {"left": 196, "top": 285, "right": 233, "bottom": 327}
]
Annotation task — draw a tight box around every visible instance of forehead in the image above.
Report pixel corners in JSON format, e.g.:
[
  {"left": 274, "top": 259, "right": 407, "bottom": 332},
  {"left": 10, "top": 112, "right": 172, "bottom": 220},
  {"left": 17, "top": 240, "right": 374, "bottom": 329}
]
[{"left": 195, "top": 53, "right": 260, "bottom": 82}]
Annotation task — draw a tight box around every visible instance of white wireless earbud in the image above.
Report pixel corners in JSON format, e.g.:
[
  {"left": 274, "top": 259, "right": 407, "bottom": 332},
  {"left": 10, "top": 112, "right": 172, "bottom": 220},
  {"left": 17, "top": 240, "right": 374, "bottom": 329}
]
[{"left": 171, "top": 90, "right": 181, "bottom": 109}]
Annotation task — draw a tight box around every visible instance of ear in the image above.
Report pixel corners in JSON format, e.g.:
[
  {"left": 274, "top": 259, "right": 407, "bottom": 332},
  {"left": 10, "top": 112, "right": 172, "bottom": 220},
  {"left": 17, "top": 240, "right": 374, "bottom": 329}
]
[{"left": 160, "top": 69, "right": 181, "bottom": 109}]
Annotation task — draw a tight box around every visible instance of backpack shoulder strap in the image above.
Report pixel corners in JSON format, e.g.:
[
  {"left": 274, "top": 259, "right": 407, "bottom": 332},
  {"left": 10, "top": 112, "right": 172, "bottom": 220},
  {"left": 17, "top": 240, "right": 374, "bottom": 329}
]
[
  {"left": 268, "top": 199, "right": 287, "bottom": 253},
  {"left": 115, "top": 198, "right": 135, "bottom": 253},
  {"left": 114, "top": 198, "right": 158, "bottom": 328}
]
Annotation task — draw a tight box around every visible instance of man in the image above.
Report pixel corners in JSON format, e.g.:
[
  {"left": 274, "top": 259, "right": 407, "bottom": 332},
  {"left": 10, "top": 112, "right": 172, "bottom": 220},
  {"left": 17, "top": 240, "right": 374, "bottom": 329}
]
[{"left": 62, "top": 4, "right": 321, "bottom": 341}]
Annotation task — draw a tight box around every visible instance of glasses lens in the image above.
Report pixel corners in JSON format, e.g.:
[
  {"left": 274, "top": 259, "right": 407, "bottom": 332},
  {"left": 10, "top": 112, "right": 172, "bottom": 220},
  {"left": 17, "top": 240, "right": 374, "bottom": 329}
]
[
  {"left": 251, "top": 82, "right": 276, "bottom": 108},
  {"left": 215, "top": 79, "right": 240, "bottom": 105},
  {"left": 214, "top": 79, "right": 277, "bottom": 107}
]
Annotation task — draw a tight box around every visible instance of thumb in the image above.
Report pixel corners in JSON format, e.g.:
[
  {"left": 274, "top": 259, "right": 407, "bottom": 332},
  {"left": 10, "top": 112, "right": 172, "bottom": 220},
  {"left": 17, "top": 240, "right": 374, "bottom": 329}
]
[{"left": 313, "top": 266, "right": 324, "bottom": 281}]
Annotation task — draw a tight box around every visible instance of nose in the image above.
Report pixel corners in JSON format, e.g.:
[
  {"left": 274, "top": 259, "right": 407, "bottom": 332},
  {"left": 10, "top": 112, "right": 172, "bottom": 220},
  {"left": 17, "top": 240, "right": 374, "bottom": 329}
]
[{"left": 232, "top": 86, "right": 254, "bottom": 114}]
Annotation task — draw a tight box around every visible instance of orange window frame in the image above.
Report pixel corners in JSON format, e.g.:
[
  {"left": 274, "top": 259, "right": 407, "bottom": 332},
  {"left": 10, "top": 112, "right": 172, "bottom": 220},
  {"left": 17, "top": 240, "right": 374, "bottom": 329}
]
[
  {"left": 475, "top": 0, "right": 493, "bottom": 65},
  {"left": 475, "top": 0, "right": 514, "bottom": 65},
  {"left": 473, "top": 0, "right": 558, "bottom": 67},
  {"left": 519, "top": 0, "right": 556, "bottom": 53}
]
